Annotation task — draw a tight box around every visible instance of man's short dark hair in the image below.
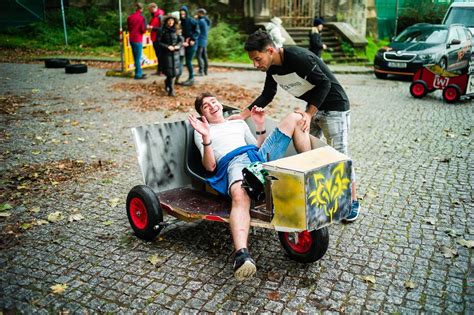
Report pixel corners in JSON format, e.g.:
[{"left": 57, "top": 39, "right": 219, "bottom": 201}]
[
  {"left": 244, "top": 29, "right": 275, "bottom": 52},
  {"left": 194, "top": 92, "right": 215, "bottom": 115}
]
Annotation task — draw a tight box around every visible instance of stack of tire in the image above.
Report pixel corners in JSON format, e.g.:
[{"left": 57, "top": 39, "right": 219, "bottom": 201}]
[{"left": 44, "top": 58, "right": 88, "bottom": 74}]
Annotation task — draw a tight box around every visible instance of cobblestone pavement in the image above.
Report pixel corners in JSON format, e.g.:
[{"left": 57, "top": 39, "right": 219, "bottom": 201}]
[{"left": 0, "top": 63, "right": 473, "bottom": 313}]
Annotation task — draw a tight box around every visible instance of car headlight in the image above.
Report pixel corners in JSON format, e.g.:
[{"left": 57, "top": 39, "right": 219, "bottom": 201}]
[{"left": 417, "top": 53, "right": 436, "bottom": 62}]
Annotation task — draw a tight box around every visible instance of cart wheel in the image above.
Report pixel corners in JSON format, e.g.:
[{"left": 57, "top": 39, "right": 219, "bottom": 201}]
[
  {"left": 410, "top": 80, "right": 428, "bottom": 98},
  {"left": 126, "top": 185, "right": 163, "bottom": 241},
  {"left": 443, "top": 85, "right": 461, "bottom": 103},
  {"left": 374, "top": 71, "right": 387, "bottom": 79},
  {"left": 278, "top": 227, "right": 329, "bottom": 263}
]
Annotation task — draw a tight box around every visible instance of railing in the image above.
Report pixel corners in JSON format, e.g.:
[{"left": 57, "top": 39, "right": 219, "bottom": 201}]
[{"left": 268, "top": 0, "right": 317, "bottom": 27}]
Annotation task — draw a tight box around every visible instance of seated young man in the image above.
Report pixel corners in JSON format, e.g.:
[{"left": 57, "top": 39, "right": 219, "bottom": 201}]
[{"left": 188, "top": 92, "right": 311, "bottom": 280}]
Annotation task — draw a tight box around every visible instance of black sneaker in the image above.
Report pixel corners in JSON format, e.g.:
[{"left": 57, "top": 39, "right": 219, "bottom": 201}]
[
  {"left": 233, "top": 248, "right": 256, "bottom": 281},
  {"left": 181, "top": 79, "right": 194, "bottom": 86}
]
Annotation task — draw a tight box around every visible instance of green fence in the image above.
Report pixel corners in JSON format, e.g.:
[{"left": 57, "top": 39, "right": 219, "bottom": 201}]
[
  {"left": 0, "top": 0, "right": 45, "bottom": 30},
  {"left": 375, "top": 0, "right": 453, "bottom": 39}
]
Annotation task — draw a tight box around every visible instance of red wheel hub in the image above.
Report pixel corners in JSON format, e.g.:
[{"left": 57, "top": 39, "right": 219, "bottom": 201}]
[
  {"left": 444, "top": 87, "right": 457, "bottom": 101},
  {"left": 284, "top": 231, "right": 313, "bottom": 254},
  {"left": 412, "top": 83, "right": 425, "bottom": 96},
  {"left": 129, "top": 197, "right": 148, "bottom": 230}
]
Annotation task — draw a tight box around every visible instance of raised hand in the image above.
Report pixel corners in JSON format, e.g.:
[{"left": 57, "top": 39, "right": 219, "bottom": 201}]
[
  {"left": 251, "top": 106, "right": 265, "bottom": 127},
  {"left": 188, "top": 113, "right": 210, "bottom": 137}
]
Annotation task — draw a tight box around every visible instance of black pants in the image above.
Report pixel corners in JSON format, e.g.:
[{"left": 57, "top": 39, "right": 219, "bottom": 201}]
[
  {"left": 152, "top": 41, "right": 161, "bottom": 72},
  {"left": 196, "top": 46, "right": 208, "bottom": 75}
]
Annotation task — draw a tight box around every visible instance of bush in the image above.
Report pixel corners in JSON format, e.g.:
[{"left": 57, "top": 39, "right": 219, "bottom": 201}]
[{"left": 207, "top": 22, "right": 245, "bottom": 60}]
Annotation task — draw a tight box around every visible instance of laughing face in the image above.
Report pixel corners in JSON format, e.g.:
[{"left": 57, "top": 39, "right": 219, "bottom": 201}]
[{"left": 200, "top": 96, "right": 224, "bottom": 123}]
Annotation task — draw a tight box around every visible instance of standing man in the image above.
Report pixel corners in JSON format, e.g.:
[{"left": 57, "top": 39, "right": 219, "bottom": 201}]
[
  {"left": 309, "top": 17, "right": 327, "bottom": 58},
  {"left": 127, "top": 2, "right": 147, "bottom": 80},
  {"left": 147, "top": 3, "right": 165, "bottom": 75},
  {"left": 179, "top": 5, "right": 200, "bottom": 86},
  {"left": 196, "top": 8, "right": 211, "bottom": 76},
  {"left": 233, "top": 29, "right": 360, "bottom": 221}
]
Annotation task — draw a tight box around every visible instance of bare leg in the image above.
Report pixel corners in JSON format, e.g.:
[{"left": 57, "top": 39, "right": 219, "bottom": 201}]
[
  {"left": 229, "top": 181, "right": 251, "bottom": 251},
  {"left": 277, "top": 113, "right": 311, "bottom": 153}
]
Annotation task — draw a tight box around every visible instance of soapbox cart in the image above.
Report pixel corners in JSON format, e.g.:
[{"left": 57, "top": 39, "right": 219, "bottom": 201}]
[
  {"left": 410, "top": 65, "right": 474, "bottom": 103},
  {"left": 126, "top": 111, "right": 352, "bottom": 263}
]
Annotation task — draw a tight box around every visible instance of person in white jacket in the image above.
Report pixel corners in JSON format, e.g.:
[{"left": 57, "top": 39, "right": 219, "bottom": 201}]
[{"left": 265, "top": 17, "right": 285, "bottom": 48}]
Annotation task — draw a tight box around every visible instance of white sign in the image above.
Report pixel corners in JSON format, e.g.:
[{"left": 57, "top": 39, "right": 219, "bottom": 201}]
[{"left": 272, "top": 73, "right": 315, "bottom": 97}]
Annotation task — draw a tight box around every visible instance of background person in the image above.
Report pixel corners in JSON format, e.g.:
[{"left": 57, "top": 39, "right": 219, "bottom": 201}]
[
  {"left": 147, "top": 3, "right": 165, "bottom": 75},
  {"left": 309, "top": 17, "right": 327, "bottom": 58},
  {"left": 196, "top": 8, "right": 211, "bottom": 76},
  {"left": 158, "top": 16, "right": 182, "bottom": 96},
  {"left": 127, "top": 2, "right": 147, "bottom": 80},
  {"left": 265, "top": 17, "right": 285, "bottom": 49},
  {"left": 179, "top": 5, "right": 200, "bottom": 86}
]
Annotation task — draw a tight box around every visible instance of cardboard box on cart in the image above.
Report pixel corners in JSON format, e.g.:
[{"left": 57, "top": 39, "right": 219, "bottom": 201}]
[{"left": 264, "top": 142, "right": 352, "bottom": 232}]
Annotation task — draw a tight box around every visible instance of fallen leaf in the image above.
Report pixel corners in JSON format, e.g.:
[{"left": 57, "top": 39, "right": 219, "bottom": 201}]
[
  {"left": 440, "top": 246, "right": 458, "bottom": 258},
  {"left": 439, "top": 157, "right": 451, "bottom": 163},
  {"left": 32, "top": 150, "right": 41, "bottom": 155},
  {"left": 457, "top": 239, "right": 474, "bottom": 249},
  {"left": 51, "top": 139, "right": 61, "bottom": 144},
  {"left": 77, "top": 137, "right": 85, "bottom": 142},
  {"left": 267, "top": 271, "right": 282, "bottom": 281},
  {"left": 103, "top": 220, "right": 113, "bottom": 226},
  {"left": 0, "top": 203, "right": 13, "bottom": 212},
  {"left": 48, "top": 211, "right": 64, "bottom": 223},
  {"left": 362, "top": 275, "right": 376, "bottom": 284},
  {"left": 267, "top": 291, "right": 280, "bottom": 301},
  {"left": 68, "top": 213, "right": 85, "bottom": 222},
  {"left": 51, "top": 283, "right": 68, "bottom": 294},
  {"left": 445, "top": 229, "right": 462, "bottom": 237},
  {"left": 29, "top": 206, "right": 40, "bottom": 213},
  {"left": 451, "top": 200, "right": 462, "bottom": 205},
  {"left": 71, "top": 120, "right": 80, "bottom": 126},
  {"left": 0, "top": 212, "right": 12, "bottom": 217},
  {"left": 425, "top": 217, "right": 437, "bottom": 225},
  {"left": 20, "top": 222, "right": 32, "bottom": 230},
  {"left": 148, "top": 254, "right": 165, "bottom": 266},
  {"left": 404, "top": 280, "right": 417, "bottom": 290},
  {"left": 34, "top": 219, "right": 49, "bottom": 226},
  {"left": 109, "top": 198, "right": 120, "bottom": 208}
]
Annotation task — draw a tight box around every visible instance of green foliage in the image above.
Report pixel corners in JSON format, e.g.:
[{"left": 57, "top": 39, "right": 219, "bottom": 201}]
[
  {"left": 207, "top": 22, "right": 245, "bottom": 60},
  {"left": 397, "top": 0, "right": 450, "bottom": 33},
  {"left": 364, "top": 37, "right": 389, "bottom": 62},
  {"left": 340, "top": 40, "right": 355, "bottom": 56},
  {"left": 2, "top": 7, "right": 123, "bottom": 49}
]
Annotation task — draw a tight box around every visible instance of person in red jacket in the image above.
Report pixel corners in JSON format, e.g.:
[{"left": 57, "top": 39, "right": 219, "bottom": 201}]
[
  {"left": 127, "top": 2, "right": 147, "bottom": 79},
  {"left": 147, "top": 3, "right": 165, "bottom": 75}
]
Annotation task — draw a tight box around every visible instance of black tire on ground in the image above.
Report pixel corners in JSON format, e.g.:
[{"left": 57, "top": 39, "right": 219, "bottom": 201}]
[
  {"left": 44, "top": 58, "right": 70, "bottom": 68},
  {"left": 410, "top": 80, "right": 429, "bottom": 98},
  {"left": 278, "top": 227, "right": 329, "bottom": 263},
  {"left": 443, "top": 84, "right": 462, "bottom": 103},
  {"left": 374, "top": 71, "right": 387, "bottom": 79},
  {"left": 126, "top": 185, "right": 163, "bottom": 241},
  {"left": 65, "top": 64, "right": 88, "bottom": 74}
]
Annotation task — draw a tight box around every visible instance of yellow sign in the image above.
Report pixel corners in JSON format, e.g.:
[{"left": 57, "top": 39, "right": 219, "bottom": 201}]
[{"left": 123, "top": 31, "right": 158, "bottom": 71}]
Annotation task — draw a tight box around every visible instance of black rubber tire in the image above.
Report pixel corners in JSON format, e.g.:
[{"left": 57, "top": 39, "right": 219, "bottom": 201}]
[
  {"left": 410, "top": 80, "right": 428, "bottom": 98},
  {"left": 374, "top": 71, "right": 387, "bottom": 79},
  {"left": 443, "top": 84, "right": 461, "bottom": 103},
  {"left": 278, "top": 227, "right": 329, "bottom": 263},
  {"left": 126, "top": 185, "right": 163, "bottom": 241},
  {"left": 65, "top": 64, "right": 88, "bottom": 74},
  {"left": 44, "top": 58, "right": 70, "bottom": 68}
]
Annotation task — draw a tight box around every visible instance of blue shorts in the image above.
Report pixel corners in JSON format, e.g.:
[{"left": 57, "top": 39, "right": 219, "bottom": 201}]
[{"left": 227, "top": 128, "right": 291, "bottom": 193}]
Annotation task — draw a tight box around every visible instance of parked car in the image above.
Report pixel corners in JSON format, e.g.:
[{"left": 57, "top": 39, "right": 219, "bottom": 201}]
[
  {"left": 443, "top": 1, "right": 474, "bottom": 39},
  {"left": 374, "top": 23, "right": 472, "bottom": 79}
]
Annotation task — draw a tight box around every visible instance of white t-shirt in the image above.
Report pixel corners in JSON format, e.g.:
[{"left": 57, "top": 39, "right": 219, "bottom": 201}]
[{"left": 194, "top": 120, "right": 257, "bottom": 163}]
